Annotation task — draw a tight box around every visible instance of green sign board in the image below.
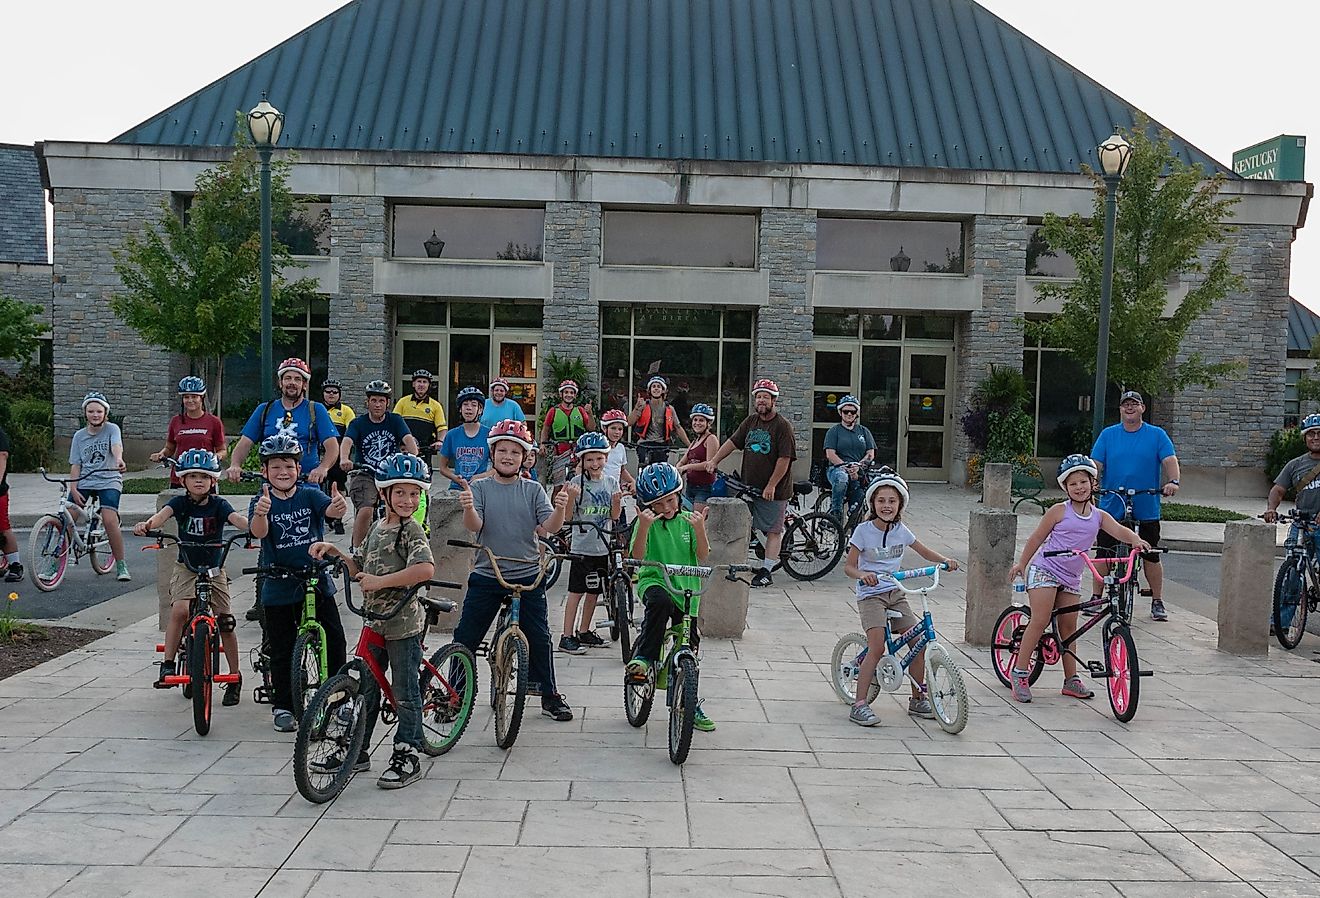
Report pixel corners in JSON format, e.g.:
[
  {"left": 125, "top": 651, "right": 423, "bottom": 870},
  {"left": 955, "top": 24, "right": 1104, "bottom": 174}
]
[{"left": 1232, "top": 135, "right": 1306, "bottom": 180}]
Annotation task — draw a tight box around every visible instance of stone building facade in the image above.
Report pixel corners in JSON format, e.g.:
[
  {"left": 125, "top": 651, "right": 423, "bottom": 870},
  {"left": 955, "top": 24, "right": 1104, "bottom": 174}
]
[{"left": 0, "top": 144, "right": 53, "bottom": 372}]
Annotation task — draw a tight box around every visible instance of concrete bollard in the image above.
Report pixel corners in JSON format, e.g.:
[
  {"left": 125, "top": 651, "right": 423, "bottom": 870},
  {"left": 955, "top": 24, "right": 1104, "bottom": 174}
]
[
  {"left": 155, "top": 490, "right": 179, "bottom": 631},
  {"left": 982, "top": 462, "right": 1012, "bottom": 509},
  {"left": 428, "top": 489, "right": 473, "bottom": 632},
  {"left": 1218, "top": 519, "right": 1275, "bottom": 655},
  {"left": 965, "top": 507, "right": 1017, "bottom": 646},
  {"left": 698, "top": 498, "right": 752, "bottom": 638}
]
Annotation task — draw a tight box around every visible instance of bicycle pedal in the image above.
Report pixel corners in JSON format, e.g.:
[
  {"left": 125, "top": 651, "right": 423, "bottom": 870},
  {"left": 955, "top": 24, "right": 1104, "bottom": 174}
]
[
  {"left": 1138, "top": 669, "right": 1155, "bottom": 677},
  {"left": 1138, "top": 588, "right": 1153, "bottom": 597},
  {"left": 1085, "top": 660, "right": 1107, "bottom": 678}
]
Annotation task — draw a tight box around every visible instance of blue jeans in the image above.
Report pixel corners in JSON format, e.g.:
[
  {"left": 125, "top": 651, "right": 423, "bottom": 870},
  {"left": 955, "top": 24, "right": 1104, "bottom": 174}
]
[
  {"left": 826, "top": 465, "right": 863, "bottom": 519},
  {"left": 454, "top": 572, "right": 557, "bottom": 699},
  {"left": 362, "top": 633, "right": 424, "bottom": 751}
]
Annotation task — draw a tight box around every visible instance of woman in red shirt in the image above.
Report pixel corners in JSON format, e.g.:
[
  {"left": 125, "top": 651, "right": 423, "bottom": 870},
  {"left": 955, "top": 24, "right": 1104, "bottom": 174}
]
[
  {"left": 677, "top": 403, "right": 718, "bottom": 513},
  {"left": 151, "top": 376, "right": 227, "bottom": 487}
]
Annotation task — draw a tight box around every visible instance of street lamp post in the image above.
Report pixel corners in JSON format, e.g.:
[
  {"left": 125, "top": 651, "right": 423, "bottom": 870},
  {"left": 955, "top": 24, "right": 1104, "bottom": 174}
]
[
  {"left": 247, "top": 94, "right": 285, "bottom": 392},
  {"left": 1091, "top": 132, "right": 1133, "bottom": 441}
]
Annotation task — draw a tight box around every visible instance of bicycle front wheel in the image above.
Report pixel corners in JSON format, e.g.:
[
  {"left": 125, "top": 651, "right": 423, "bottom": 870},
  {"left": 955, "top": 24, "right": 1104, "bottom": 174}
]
[
  {"left": 668, "top": 654, "right": 699, "bottom": 765},
  {"left": 88, "top": 521, "right": 115, "bottom": 576},
  {"left": 190, "top": 618, "right": 214, "bottom": 736},
  {"left": 493, "top": 631, "right": 528, "bottom": 750},
  {"left": 1273, "top": 559, "right": 1308, "bottom": 650},
  {"left": 28, "top": 516, "right": 69, "bottom": 592},
  {"left": 624, "top": 665, "right": 654, "bottom": 727},
  {"left": 780, "top": 512, "right": 844, "bottom": 581},
  {"left": 1105, "top": 625, "right": 1140, "bottom": 723},
  {"left": 291, "top": 630, "right": 324, "bottom": 716},
  {"left": 611, "top": 577, "right": 634, "bottom": 663},
  {"left": 419, "top": 643, "right": 477, "bottom": 756},
  {"left": 926, "top": 644, "right": 969, "bottom": 735},
  {"left": 829, "top": 633, "right": 880, "bottom": 705},
  {"left": 294, "top": 671, "right": 370, "bottom": 804},
  {"left": 990, "top": 606, "right": 1045, "bottom": 688}
]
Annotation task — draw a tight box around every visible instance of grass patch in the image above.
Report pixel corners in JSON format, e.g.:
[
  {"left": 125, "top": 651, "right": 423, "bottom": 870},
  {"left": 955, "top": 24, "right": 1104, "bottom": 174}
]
[
  {"left": 121, "top": 478, "right": 261, "bottom": 496},
  {"left": 1040, "top": 497, "right": 1247, "bottom": 523}
]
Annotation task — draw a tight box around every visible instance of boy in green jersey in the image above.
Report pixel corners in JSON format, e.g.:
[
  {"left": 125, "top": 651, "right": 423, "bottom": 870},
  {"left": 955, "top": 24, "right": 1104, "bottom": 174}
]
[{"left": 625, "top": 462, "right": 715, "bottom": 732}]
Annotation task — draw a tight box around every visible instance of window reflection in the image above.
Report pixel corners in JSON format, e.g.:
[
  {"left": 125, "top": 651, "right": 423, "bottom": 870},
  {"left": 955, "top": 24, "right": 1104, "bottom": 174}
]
[
  {"left": 603, "top": 211, "right": 756, "bottom": 268},
  {"left": 392, "top": 206, "right": 545, "bottom": 261},
  {"left": 817, "top": 218, "right": 965, "bottom": 273},
  {"left": 1026, "top": 227, "right": 1078, "bottom": 278}
]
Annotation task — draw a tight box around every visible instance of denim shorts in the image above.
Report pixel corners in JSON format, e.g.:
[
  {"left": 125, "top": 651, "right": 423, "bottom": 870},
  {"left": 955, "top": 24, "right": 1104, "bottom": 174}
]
[
  {"left": 82, "top": 487, "right": 122, "bottom": 511},
  {"left": 685, "top": 483, "right": 713, "bottom": 505}
]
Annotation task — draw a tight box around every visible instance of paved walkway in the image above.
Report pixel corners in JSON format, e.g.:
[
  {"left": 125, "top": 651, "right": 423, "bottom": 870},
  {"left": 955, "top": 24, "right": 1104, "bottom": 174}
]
[{"left": 2, "top": 488, "right": 1319, "bottom": 896}]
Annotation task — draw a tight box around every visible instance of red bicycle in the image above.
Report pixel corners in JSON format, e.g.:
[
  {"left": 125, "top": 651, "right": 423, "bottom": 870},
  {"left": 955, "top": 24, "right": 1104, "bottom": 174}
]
[
  {"left": 990, "top": 547, "right": 1158, "bottom": 722},
  {"left": 292, "top": 571, "right": 477, "bottom": 803}
]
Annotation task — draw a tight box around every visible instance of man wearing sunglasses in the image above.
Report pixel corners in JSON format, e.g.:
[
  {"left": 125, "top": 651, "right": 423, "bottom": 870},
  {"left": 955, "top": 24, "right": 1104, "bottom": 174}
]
[{"left": 823, "top": 395, "right": 876, "bottom": 521}]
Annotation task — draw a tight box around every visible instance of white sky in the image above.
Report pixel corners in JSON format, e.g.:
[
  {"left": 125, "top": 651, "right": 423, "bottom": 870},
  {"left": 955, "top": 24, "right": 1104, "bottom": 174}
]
[{"left": 3, "top": 0, "right": 1315, "bottom": 308}]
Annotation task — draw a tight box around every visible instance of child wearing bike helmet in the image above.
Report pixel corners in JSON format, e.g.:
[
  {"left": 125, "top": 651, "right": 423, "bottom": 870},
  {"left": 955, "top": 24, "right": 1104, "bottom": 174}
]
[
  {"left": 455, "top": 419, "right": 576, "bottom": 722},
  {"left": 312, "top": 452, "right": 436, "bottom": 789},
  {"left": 560, "top": 432, "right": 622, "bottom": 655},
  {"left": 249, "top": 434, "right": 350, "bottom": 733},
  {"left": 625, "top": 462, "right": 715, "bottom": 732},
  {"left": 438, "top": 386, "right": 491, "bottom": 489},
  {"left": 134, "top": 449, "right": 248, "bottom": 702},
  {"left": 677, "top": 403, "right": 718, "bottom": 513},
  {"left": 842, "top": 468, "right": 958, "bottom": 727},
  {"left": 1006, "top": 454, "right": 1149, "bottom": 705}
]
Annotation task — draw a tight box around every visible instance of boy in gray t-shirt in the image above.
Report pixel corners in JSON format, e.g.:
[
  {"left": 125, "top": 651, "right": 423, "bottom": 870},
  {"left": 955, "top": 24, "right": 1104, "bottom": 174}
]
[
  {"left": 68, "top": 392, "right": 131, "bottom": 580},
  {"left": 560, "top": 436, "right": 622, "bottom": 654}
]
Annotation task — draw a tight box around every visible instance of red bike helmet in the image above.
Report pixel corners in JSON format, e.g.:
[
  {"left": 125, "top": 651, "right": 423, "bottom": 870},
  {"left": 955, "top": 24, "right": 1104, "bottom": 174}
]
[
  {"left": 752, "top": 378, "right": 780, "bottom": 398},
  {"left": 277, "top": 357, "right": 311, "bottom": 380},
  {"left": 487, "top": 419, "right": 535, "bottom": 451},
  {"left": 600, "top": 408, "right": 628, "bottom": 427}
]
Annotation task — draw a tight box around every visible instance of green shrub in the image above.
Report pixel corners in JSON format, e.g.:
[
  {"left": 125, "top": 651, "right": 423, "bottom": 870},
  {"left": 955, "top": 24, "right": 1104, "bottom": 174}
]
[
  {"left": 986, "top": 409, "right": 1035, "bottom": 462},
  {"left": 1266, "top": 427, "right": 1305, "bottom": 488},
  {"left": 0, "top": 370, "right": 54, "bottom": 471}
]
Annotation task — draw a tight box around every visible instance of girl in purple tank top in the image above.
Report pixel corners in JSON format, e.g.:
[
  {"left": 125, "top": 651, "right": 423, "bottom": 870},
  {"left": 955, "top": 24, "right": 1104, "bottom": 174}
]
[{"left": 1006, "top": 455, "right": 1149, "bottom": 705}]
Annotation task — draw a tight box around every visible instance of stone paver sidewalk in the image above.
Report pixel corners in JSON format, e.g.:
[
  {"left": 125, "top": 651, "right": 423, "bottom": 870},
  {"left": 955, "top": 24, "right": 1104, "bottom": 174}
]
[{"left": 2, "top": 490, "right": 1319, "bottom": 897}]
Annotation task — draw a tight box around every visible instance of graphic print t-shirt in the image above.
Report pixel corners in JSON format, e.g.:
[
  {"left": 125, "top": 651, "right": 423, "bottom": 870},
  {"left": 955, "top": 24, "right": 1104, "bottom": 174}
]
[
  {"left": 249, "top": 486, "right": 334, "bottom": 605},
  {"left": 440, "top": 425, "right": 491, "bottom": 487},
  {"left": 167, "top": 494, "right": 235, "bottom": 569},
  {"left": 345, "top": 413, "right": 412, "bottom": 472},
  {"left": 729, "top": 413, "right": 797, "bottom": 501},
  {"left": 240, "top": 398, "right": 336, "bottom": 472},
  {"left": 568, "top": 474, "right": 620, "bottom": 554},
  {"left": 849, "top": 521, "right": 917, "bottom": 601},
  {"left": 1276, "top": 453, "right": 1320, "bottom": 515},
  {"left": 167, "top": 413, "right": 226, "bottom": 486},
  {"left": 69, "top": 423, "right": 124, "bottom": 490}
]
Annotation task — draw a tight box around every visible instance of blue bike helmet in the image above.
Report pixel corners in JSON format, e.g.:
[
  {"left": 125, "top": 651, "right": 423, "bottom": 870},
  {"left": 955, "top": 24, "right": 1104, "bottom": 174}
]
[
  {"left": 456, "top": 386, "right": 485, "bottom": 407},
  {"left": 175, "top": 448, "right": 222, "bottom": 479},
  {"left": 1303, "top": 414, "right": 1320, "bottom": 436},
  {"left": 646, "top": 375, "right": 668, "bottom": 392},
  {"left": 1056, "top": 453, "right": 1099, "bottom": 488},
  {"left": 177, "top": 376, "right": 206, "bottom": 395},
  {"left": 375, "top": 452, "right": 431, "bottom": 490},
  {"left": 689, "top": 403, "right": 715, "bottom": 421},
  {"left": 81, "top": 391, "right": 110, "bottom": 414},
  {"left": 636, "top": 462, "right": 683, "bottom": 505},
  {"left": 258, "top": 433, "right": 303, "bottom": 461},
  {"left": 836, "top": 394, "right": 861, "bottom": 413},
  {"left": 574, "top": 431, "right": 610, "bottom": 458}
]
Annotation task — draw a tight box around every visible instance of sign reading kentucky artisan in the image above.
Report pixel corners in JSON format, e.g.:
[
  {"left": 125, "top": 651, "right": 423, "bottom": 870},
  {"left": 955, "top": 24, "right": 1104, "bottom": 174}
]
[{"left": 1232, "top": 135, "right": 1307, "bottom": 181}]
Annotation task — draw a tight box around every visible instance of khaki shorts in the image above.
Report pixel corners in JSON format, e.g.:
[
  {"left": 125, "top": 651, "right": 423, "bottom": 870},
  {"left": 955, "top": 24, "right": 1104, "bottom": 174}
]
[
  {"left": 168, "top": 562, "right": 232, "bottom": 616},
  {"left": 857, "top": 593, "right": 919, "bottom": 634},
  {"left": 349, "top": 470, "right": 380, "bottom": 512}
]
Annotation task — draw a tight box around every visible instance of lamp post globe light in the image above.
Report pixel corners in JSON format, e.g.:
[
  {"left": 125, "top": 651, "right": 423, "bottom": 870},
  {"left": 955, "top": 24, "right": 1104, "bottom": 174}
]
[
  {"left": 247, "top": 94, "right": 285, "bottom": 393},
  {"left": 1091, "top": 131, "right": 1133, "bottom": 441}
]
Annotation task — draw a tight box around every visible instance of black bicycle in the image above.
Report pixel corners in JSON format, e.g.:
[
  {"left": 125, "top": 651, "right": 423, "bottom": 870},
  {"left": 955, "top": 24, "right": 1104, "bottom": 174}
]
[
  {"left": 1268, "top": 509, "right": 1319, "bottom": 649},
  {"left": 719, "top": 471, "right": 844, "bottom": 580},
  {"left": 812, "top": 460, "right": 880, "bottom": 533},
  {"left": 563, "top": 518, "right": 636, "bottom": 662}
]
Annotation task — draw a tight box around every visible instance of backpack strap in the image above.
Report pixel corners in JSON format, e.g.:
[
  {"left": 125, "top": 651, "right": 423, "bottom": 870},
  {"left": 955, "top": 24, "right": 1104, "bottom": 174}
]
[{"left": 1296, "top": 460, "right": 1320, "bottom": 493}]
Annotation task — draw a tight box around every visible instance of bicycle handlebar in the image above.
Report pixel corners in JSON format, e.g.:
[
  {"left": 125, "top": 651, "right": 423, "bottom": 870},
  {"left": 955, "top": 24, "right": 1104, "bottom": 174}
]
[
  {"left": 37, "top": 467, "right": 115, "bottom": 486},
  {"left": 341, "top": 575, "right": 464, "bottom": 622},
  {"left": 141, "top": 530, "right": 252, "bottom": 575},
  {"left": 873, "top": 562, "right": 951, "bottom": 595},
  {"left": 1042, "top": 547, "right": 1166, "bottom": 584},
  {"left": 447, "top": 538, "right": 554, "bottom": 592},
  {"left": 240, "top": 556, "right": 343, "bottom": 581}
]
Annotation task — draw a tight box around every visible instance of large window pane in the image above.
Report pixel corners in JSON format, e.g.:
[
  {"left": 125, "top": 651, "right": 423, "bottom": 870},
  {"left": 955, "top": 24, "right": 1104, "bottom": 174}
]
[
  {"left": 450, "top": 302, "right": 491, "bottom": 329},
  {"left": 602, "top": 306, "right": 632, "bottom": 335},
  {"left": 862, "top": 313, "right": 901, "bottom": 341},
  {"left": 600, "top": 339, "right": 632, "bottom": 413},
  {"left": 817, "top": 218, "right": 964, "bottom": 273},
  {"left": 1035, "top": 350, "right": 1092, "bottom": 457},
  {"left": 719, "top": 342, "right": 751, "bottom": 440},
  {"left": 814, "top": 351, "right": 852, "bottom": 387},
  {"left": 813, "top": 311, "right": 860, "bottom": 338},
  {"left": 493, "top": 302, "right": 543, "bottom": 328},
  {"left": 860, "top": 346, "right": 900, "bottom": 468},
  {"left": 603, "top": 211, "right": 756, "bottom": 268},
  {"left": 393, "top": 205, "right": 544, "bottom": 261},
  {"left": 310, "top": 298, "right": 330, "bottom": 329},
  {"left": 279, "top": 201, "right": 331, "bottom": 256},
  {"left": 633, "top": 305, "right": 721, "bottom": 337},
  {"left": 725, "top": 309, "right": 754, "bottom": 338},
  {"left": 632, "top": 339, "right": 720, "bottom": 425},
  {"left": 448, "top": 335, "right": 490, "bottom": 408},
  {"left": 1027, "top": 227, "right": 1079, "bottom": 278},
  {"left": 396, "top": 299, "right": 447, "bottom": 326},
  {"left": 904, "top": 315, "right": 955, "bottom": 341}
]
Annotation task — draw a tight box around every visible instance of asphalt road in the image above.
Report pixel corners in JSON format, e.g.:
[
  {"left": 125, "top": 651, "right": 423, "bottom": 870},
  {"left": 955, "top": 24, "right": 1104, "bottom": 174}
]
[{"left": 6, "top": 531, "right": 161, "bottom": 620}]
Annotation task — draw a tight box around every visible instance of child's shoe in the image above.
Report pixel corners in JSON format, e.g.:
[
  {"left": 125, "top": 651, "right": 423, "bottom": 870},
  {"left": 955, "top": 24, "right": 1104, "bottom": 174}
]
[
  {"left": 378, "top": 743, "right": 421, "bottom": 789},
  {"left": 558, "top": 635, "right": 585, "bottom": 655},
  {"left": 850, "top": 702, "right": 880, "bottom": 726},
  {"left": 693, "top": 701, "right": 715, "bottom": 732},
  {"left": 625, "top": 658, "right": 650, "bottom": 684},
  {"left": 908, "top": 695, "right": 936, "bottom": 719},
  {"left": 1011, "top": 668, "right": 1033, "bottom": 703},
  {"left": 540, "top": 693, "right": 574, "bottom": 722},
  {"left": 1061, "top": 676, "right": 1095, "bottom": 699},
  {"left": 313, "top": 750, "right": 371, "bottom": 773},
  {"left": 154, "top": 659, "right": 176, "bottom": 688},
  {"left": 115, "top": 560, "right": 131, "bottom": 582},
  {"left": 222, "top": 675, "right": 242, "bottom": 707},
  {"left": 576, "top": 630, "right": 606, "bottom": 648},
  {"left": 272, "top": 708, "right": 297, "bottom": 732}
]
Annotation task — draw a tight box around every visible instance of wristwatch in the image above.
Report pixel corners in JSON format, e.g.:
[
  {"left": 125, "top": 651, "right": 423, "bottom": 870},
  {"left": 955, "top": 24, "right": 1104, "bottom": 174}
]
[{"left": 1167, "top": 480, "right": 1179, "bottom": 486}]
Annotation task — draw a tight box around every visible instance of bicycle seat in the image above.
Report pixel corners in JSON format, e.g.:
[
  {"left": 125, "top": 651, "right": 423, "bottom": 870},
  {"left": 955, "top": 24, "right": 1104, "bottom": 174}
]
[
  {"left": 418, "top": 595, "right": 456, "bottom": 615},
  {"left": 885, "top": 609, "right": 904, "bottom": 619},
  {"left": 792, "top": 481, "right": 813, "bottom": 496}
]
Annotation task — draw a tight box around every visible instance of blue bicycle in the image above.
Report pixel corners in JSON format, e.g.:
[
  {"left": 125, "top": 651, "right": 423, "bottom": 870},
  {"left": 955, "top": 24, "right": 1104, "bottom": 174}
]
[{"left": 829, "top": 563, "right": 968, "bottom": 734}]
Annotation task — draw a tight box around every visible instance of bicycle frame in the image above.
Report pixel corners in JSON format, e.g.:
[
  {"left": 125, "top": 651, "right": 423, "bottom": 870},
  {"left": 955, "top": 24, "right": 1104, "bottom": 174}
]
[
  {"left": 625, "top": 559, "right": 713, "bottom": 669},
  {"left": 1033, "top": 547, "right": 1147, "bottom": 667},
  {"left": 850, "top": 564, "right": 948, "bottom": 678}
]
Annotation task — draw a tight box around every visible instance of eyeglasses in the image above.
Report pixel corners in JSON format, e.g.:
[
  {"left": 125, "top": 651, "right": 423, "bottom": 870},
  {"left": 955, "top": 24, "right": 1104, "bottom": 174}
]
[{"left": 840, "top": 410, "right": 858, "bottom": 416}]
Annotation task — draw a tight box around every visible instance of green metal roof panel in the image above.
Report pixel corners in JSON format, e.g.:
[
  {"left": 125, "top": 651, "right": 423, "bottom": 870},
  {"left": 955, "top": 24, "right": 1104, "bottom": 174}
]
[{"left": 114, "top": 0, "right": 1230, "bottom": 175}]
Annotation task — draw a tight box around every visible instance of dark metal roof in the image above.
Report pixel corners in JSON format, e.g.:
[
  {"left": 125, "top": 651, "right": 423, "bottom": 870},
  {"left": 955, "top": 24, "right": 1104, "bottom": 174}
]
[
  {"left": 0, "top": 144, "right": 47, "bottom": 264},
  {"left": 1289, "top": 299, "right": 1320, "bottom": 355},
  {"left": 114, "top": 0, "right": 1229, "bottom": 175}
]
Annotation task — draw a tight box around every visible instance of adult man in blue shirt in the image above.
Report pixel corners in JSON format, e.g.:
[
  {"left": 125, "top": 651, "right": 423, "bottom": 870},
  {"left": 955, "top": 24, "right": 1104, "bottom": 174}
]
[
  {"left": 1090, "top": 390, "right": 1181, "bottom": 621},
  {"left": 224, "top": 357, "right": 339, "bottom": 485}
]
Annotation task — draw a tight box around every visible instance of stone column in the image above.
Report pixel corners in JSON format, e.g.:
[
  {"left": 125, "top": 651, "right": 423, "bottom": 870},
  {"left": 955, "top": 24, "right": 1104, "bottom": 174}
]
[
  {"left": 329, "top": 196, "right": 389, "bottom": 386},
  {"left": 982, "top": 462, "right": 1013, "bottom": 509},
  {"left": 952, "top": 216, "right": 1028, "bottom": 484},
  {"left": 542, "top": 202, "right": 603, "bottom": 396},
  {"left": 428, "top": 490, "right": 473, "bottom": 632},
  {"left": 1218, "top": 519, "right": 1275, "bottom": 655},
  {"left": 698, "top": 498, "right": 752, "bottom": 638},
  {"left": 755, "top": 208, "right": 816, "bottom": 465},
  {"left": 965, "top": 507, "right": 1016, "bottom": 646}
]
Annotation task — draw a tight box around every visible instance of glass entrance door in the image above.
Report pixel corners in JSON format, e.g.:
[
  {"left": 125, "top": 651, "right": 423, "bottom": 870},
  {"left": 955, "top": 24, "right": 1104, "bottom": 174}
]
[
  {"left": 900, "top": 348, "right": 954, "bottom": 480},
  {"left": 397, "top": 329, "right": 445, "bottom": 402},
  {"left": 494, "top": 333, "right": 540, "bottom": 418}
]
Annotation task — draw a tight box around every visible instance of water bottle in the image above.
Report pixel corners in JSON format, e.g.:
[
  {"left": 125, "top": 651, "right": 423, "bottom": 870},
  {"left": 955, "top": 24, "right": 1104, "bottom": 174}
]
[{"left": 1012, "top": 576, "right": 1027, "bottom": 604}]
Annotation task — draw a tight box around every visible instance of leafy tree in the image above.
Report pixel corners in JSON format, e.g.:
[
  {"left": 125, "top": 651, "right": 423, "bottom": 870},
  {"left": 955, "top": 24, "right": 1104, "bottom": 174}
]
[
  {"left": 1031, "top": 116, "right": 1243, "bottom": 399},
  {"left": 111, "top": 121, "right": 319, "bottom": 409},
  {"left": 495, "top": 241, "right": 543, "bottom": 261},
  {"left": 0, "top": 295, "right": 49, "bottom": 364}
]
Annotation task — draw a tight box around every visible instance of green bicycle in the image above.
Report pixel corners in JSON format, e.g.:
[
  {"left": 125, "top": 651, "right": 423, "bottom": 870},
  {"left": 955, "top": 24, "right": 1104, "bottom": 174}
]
[{"left": 242, "top": 558, "right": 340, "bottom": 715}]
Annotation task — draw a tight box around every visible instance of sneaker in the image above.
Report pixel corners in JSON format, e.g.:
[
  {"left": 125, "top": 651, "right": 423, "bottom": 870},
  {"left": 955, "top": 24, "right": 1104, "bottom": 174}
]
[
  {"left": 1061, "top": 676, "right": 1095, "bottom": 699},
  {"left": 115, "top": 560, "right": 131, "bottom": 582},
  {"left": 272, "top": 709, "right": 297, "bottom": 732},
  {"left": 558, "top": 635, "right": 585, "bottom": 655},
  {"left": 1011, "top": 668, "right": 1032, "bottom": 703},
  {"left": 576, "top": 630, "right": 606, "bottom": 648},
  {"left": 222, "top": 676, "right": 242, "bottom": 707},
  {"left": 1082, "top": 595, "right": 1103, "bottom": 617},
  {"left": 313, "top": 750, "right": 371, "bottom": 774},
  {"left": 908, "top": 695, "right": 936, "bottom": 719},
  {"left": 154, "top": 659, "right": 176, "bottom": 689},
  {"left": 750, "top": 568, "right": 774, "bottom": 589},
  {"left": 1150, "top": 599, "right": 1169, "bottom": 622},
  {"left": 378, "top": 743, "right": 422, "bottom": 789},
  {"left": 541, "top": 693, "right": 574, "bottom": 722},
  {"left": 625, "top": 658, "right": 651, "bottom": 684},
  {"left": 693, "top": 701, "right": 716, "bottom": 732},
  {"left": 850, "top": 703, "right": 880, "bottom": 727},
  {"left": 3, "top": 563, "right": 23, "bottom": 583},
  {"left": 245, "top": 601, "right": 263, "bottom": 622}
]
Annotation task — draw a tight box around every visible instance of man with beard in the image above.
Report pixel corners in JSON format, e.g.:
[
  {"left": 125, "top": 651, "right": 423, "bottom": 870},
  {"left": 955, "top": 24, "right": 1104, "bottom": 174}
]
[{"left": 225, "top": 357, "right": 339, "bottom": 485}]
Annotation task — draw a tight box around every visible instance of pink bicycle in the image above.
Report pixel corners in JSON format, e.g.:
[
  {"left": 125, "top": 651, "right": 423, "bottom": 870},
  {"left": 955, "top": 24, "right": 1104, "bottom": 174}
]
[{"left": 990, "top": 546, "right": 1159, "bottom": 722}]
